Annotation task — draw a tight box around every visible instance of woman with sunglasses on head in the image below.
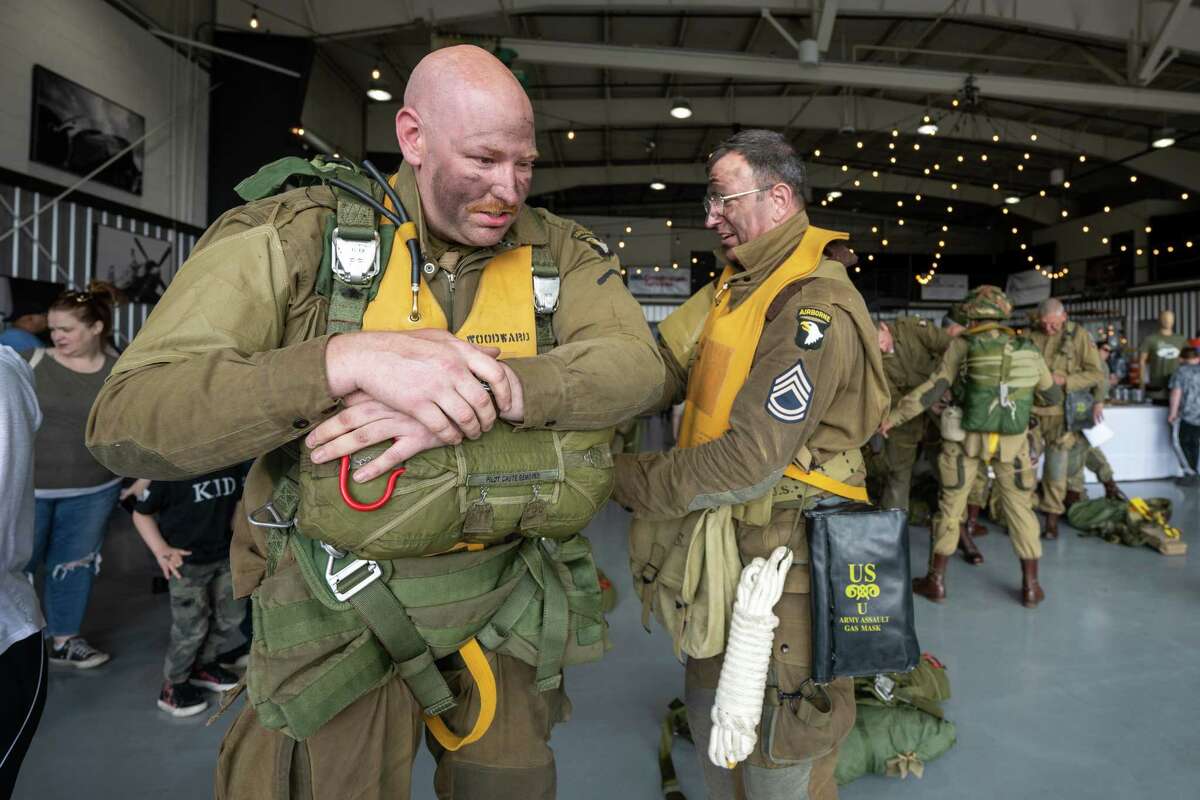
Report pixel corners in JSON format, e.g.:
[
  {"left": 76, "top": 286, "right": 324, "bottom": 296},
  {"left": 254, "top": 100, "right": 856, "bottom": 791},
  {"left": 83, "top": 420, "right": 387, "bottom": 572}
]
[{"left": 25, "top": 282, "right": 123, "bottom": 669}]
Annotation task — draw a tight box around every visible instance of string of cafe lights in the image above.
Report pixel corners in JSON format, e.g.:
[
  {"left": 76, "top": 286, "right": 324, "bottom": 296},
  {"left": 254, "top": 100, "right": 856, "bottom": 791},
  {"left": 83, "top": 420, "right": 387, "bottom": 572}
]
[{"left": 810, "top": 101, "right": 1193, "bottom": 285}]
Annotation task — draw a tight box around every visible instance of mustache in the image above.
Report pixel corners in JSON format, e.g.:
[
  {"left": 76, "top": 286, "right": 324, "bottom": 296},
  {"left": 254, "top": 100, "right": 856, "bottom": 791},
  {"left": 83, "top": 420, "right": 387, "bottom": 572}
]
[{"left": 467, "top": 202, "right": 518, "bottom": 215}]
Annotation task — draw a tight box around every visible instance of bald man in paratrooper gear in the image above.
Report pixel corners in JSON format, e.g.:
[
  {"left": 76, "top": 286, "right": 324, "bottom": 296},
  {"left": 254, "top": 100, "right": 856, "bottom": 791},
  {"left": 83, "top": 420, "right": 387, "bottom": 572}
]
[
  {"left": 614, "top": 130, "right": 889, "bottom": 800},
  {"left": 87, "top": 46, "right": 663, "bottom": 800},
  {"left": 1027, "top": 298, "right": 1105, "bottom": 539},
  {"left": 881, "top": 286, "right": 1062, "bottom": 608}
]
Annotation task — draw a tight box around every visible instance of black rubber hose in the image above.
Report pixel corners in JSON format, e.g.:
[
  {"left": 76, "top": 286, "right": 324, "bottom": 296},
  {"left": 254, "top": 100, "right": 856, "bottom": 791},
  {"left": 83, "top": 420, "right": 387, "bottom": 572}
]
[
  {"left": 361, "top": 160, "right": 407, "bottom": 223},
  {"left": 326, "top": 177, "right": 406, "bottom": 229},
  {"left": 361, "top": 160, "right": 426, "bottom": 296}
]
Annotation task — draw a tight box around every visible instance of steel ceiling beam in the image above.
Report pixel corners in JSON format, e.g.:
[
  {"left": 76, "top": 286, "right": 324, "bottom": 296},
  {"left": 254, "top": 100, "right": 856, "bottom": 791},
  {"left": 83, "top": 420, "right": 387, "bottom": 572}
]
[
  {"left": 497, "top": 37, "right": 1200, "bottom": 115},
  {"left": 814, "top": 0, "right": 839, "bottom": 54},
  {"left": 1138, "top": 0, "right": 1189, "bottom": 85},
  {"left": 530, "top": 162, "right": 1061, "bottom": 226},
  {"left": 508, "top": 96, "right": 1200, "bottom": 190}
]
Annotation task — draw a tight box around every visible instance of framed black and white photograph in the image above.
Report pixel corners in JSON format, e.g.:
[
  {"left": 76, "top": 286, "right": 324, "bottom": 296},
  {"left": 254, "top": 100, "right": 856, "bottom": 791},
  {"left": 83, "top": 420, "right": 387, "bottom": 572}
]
[
  {"left": 93, "top": 223, "right": 171, "bottom": 303},
  {"left": 30, "top": 65, "right": 145, "bottom": 194}
]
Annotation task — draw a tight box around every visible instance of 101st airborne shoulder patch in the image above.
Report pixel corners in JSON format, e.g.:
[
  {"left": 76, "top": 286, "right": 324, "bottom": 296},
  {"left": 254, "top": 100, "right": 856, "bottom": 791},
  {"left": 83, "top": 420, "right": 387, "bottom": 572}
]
[
  {"left": 795, "top": 307, "right": 832, "bottom": 350},
  {"left": 573, "top": 228, "right": 613, "bottom": 260},
  {"left": 765, "top": 360, "right": 814, "bottom": 423}
]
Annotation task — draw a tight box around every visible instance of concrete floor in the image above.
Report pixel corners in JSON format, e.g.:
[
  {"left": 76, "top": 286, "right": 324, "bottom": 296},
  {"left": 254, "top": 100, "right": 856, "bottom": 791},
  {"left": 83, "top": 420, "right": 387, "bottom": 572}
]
[{"left": 15, "top": 478, "right": 1200, "bottom": 800}]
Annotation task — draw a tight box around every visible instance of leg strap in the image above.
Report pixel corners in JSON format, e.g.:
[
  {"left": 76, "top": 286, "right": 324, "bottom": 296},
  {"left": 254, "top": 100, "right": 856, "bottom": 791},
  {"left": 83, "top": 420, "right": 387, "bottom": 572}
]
[{"left": 424, "top": 639, "right": 497, "bottom": 751}]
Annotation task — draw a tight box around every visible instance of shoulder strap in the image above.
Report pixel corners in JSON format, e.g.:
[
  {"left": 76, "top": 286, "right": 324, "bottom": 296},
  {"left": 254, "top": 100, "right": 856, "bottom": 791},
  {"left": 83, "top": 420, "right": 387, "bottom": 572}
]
[
  {"left": 28, "top": 348, "right": 45, "bottom": 369},
  {"left": 531, "top": 242, "right": 559, "bottom": 353},
  {"left": 765, "top": 278, "right": 810, "bottom": 321},
  {"left": 324, "top": 183, "right": 389, "bottom": 335}
]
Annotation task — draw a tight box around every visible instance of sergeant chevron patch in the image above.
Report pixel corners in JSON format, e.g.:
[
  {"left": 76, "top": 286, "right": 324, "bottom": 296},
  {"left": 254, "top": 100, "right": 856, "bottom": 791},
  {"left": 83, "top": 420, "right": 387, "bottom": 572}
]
[{"left": 766, "top": 361, "right": 813, "bottom": 423}]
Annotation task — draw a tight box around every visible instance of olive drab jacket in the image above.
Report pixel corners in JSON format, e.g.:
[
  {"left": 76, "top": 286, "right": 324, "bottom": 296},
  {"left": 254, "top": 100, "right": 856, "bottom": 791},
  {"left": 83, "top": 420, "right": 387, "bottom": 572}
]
[
  {"left": 1028, "top": 321, "right": 1105, "bottom": 418},
  {"left": 612, "top": 211, "right": 889, "bottom": 519},
  {"left": 86, "top": 164, "right": 664, "bottom": 596},
  {"left": 883, "top": 317, "right": 954, "bottom": 409}
]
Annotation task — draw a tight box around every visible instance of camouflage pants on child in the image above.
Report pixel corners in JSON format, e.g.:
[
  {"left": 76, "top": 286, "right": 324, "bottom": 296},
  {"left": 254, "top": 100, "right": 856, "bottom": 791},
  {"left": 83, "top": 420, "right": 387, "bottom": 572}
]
[{"left": 165, "top": 560, "right": 245, "bottom": 683}]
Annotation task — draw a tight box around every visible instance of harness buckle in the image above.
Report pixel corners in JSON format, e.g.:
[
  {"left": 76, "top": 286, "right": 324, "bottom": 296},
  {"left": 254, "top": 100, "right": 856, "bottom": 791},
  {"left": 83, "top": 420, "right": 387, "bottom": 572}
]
[
  {"left": 246, "top": 500, "right": 294, "bottom": 530},
  {"left": 532, "top": 275, "right": 560, "bottom": 314},
  {"left": 331, "top": 227, "right": 381, "bottom": 285},
  {"left": 322, "top": 542, "right": 383, "bottom": 602}
]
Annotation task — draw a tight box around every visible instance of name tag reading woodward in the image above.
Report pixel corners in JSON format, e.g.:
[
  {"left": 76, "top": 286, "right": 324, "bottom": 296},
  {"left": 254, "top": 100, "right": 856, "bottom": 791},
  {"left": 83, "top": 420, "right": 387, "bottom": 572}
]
[{"left": 806, "top": 503, "right": 920, "bottom": 685}]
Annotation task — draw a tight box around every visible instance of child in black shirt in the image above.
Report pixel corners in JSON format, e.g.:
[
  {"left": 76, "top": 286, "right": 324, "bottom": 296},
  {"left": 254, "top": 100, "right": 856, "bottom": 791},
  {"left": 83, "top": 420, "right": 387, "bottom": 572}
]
[{"left": 132, "top": 464, "right": 248, "bottom": 717}]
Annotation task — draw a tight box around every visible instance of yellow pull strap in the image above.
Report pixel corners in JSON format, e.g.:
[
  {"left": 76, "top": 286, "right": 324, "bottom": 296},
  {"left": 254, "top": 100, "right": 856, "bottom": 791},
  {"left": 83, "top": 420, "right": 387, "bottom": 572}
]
[
  {"left": 986, "top": 432, "right": 1001, "bottom": 458},
  {"left": 1128, "top": 497, "right": 1181, "bottom": 540},
  {"left": 424, "top": 638, "right": 497, "bottom": 751},
  {"left": 785, "top": 468, "right": 869, "bottom": 503}
]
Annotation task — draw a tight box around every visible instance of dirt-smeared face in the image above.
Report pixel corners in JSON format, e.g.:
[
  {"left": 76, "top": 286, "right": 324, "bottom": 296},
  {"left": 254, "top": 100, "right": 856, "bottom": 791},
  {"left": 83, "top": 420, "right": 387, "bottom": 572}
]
[{"left": 420, "top": 114, "right": 536, "bottom": 248}]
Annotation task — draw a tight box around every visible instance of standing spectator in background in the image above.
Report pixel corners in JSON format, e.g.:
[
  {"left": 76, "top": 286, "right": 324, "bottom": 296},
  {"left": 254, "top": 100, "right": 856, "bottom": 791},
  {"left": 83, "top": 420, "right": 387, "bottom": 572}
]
[
  {"left": 0, "top": 346, "right": 48, "bottom": 796},
  {"left": 26, "top": 283, "right": 123, "bottom": 669},
  {"left": 1101, "top": 337, "right": 1128, "bottom": 384},
  {"left": 1168, "top": 346, "right": 1200, "bottom": 484},
  {"left": 131, "top": 465, "right": 248, "bottom": 717},
  {"left": 0, "top": 299, "right": 48, "bottom": 353}
]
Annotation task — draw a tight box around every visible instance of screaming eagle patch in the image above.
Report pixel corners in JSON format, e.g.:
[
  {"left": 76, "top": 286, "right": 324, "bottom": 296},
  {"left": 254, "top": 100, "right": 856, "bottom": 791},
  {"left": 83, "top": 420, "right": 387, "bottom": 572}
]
[
  {"left": 766, "top": 361, "right": 814, "bottom": 423},
  {"left": 573, "top": 228, "right": 613, "bottom": 260},
  {"left": 795, "top": 307, "right": 832, "bottom": 350}
]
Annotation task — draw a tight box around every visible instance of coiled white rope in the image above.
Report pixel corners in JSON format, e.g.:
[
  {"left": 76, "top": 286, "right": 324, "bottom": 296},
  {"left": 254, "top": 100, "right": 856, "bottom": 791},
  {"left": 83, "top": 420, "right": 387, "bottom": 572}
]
[{"left": 708, "top": 546, "right": 793, "bottom": 769}]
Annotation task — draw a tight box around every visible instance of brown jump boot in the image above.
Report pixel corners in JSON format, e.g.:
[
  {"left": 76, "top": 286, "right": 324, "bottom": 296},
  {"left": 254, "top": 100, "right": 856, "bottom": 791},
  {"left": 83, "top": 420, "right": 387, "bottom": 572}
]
[
  {"left": 1042, "top": 513, "right": 1059, "bottom": 540},
  {"left": 966, "top": 503, "right": 987, "bottom": 537},
  {"left": 1064, "top": 490, "right": 1082, "bottom": 512},
  {"left": 912, "top": 554, "right": 948, "bottom": 602},
  {"left": 957, "top": 524, "right": 984, "bottom": 565},
  {"left": 1103, "top": 480, "right": 1124, "bottom": 500},
  {"left": 1020, "top": 559, "right": 1045, "bottom": 608}
]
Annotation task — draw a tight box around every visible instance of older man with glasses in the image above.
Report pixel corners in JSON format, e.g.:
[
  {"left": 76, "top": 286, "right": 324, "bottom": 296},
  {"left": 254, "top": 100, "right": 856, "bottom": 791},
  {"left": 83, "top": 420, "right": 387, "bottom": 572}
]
[{"left": 614, "top": 129, "right": 888, "bottom": 800}]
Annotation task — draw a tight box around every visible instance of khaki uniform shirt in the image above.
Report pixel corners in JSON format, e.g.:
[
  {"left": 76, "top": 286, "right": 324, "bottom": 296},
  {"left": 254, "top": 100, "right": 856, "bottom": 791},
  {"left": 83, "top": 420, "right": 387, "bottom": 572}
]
[
  {"left": 612, "top": 212, "right": 889, "bottom": 519},
  {"left": 883, "top": 317, "right": 953, "bottom": 410},
  {"left": 86, "top": 164, "right": 663, "bottom": 595},
  {"left": 1028, "top": 322, "right": 1104, "bottom": 416}
]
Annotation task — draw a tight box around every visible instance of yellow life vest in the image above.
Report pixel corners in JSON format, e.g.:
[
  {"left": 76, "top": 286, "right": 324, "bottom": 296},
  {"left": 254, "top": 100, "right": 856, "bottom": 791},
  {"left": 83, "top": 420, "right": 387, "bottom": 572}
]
[
  {"left": 364, "top": 210, "right": 538, "bottom": 357},
  {"left": 677, "top": 225, "right": 868, "bottom": 503}
]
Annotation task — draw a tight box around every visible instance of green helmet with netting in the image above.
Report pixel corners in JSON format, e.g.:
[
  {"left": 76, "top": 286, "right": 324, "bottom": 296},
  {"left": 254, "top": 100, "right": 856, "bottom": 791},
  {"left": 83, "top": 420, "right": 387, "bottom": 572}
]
[
  {"left": 959, "top": 284, "right": 1013, "bottom": 320},
  {"left": 947, "top": 302, "right": 970, "bottom": 326}
]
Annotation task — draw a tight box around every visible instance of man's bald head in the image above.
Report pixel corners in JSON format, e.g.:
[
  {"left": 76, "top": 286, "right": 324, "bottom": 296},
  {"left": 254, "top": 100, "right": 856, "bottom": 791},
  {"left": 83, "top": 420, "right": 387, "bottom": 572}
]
[
  {"left": 396, "top": 46, "right": 538, "bottom": 247},
  {"left": 404, "top": 46, "right": 532, "bottom": 136}
]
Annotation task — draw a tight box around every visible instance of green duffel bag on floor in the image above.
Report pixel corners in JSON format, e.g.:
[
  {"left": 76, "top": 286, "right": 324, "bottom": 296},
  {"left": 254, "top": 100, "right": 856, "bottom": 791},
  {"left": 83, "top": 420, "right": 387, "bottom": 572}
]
[
  {"left": 833, "top": 704, "right": 957, "bottom": 783},
  {"left": 1068, "top": 496, "right": 1174, "bottom": 547}
]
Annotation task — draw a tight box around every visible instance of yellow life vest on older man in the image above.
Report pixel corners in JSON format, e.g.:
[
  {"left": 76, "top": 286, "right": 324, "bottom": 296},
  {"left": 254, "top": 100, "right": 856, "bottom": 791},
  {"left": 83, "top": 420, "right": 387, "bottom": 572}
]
[{"left": 676, "top": 225, "right": 869, "bottom": 503}]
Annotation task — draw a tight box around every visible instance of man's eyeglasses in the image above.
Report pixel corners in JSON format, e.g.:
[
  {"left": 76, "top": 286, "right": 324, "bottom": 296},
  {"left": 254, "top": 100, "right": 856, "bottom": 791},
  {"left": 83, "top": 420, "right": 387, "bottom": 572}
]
[{"left": 702, "top": 186, "right": 772, "bottom": 216}]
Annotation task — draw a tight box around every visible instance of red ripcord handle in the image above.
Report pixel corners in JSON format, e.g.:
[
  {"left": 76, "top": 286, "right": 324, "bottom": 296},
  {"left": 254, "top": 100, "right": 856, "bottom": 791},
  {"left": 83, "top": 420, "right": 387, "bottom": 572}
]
[{"left": 339, "top": 454, "right": 406, "bottom": 512}]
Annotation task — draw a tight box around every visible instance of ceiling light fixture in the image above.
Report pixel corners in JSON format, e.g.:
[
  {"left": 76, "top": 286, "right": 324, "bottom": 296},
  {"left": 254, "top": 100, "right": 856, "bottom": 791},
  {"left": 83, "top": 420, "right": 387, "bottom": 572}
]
[
  {"left": 367, "top": 85, "right": 393, "bottom": 102},
  {"left": 827, "top": 190, "right": 843, "bottom": 200},
  {"left": 1005, "top": 195, "right": 1020, "bottom": 205},
  {"left": 249, "top": 6, "right": 260, "bottom": 29},
  {"left": 669, "top": 98, "right": 693, "bottom": 119},
  {"left": 566, "top": 129, "right": 575, "bottom": 141},
  {"left": 649, "top": 179, "right": 666, "bottom": 190},
  {"left": 1152, "top": 128, "right": 1176, "bottom": 149},
  {"left": 917, "top": 120, "right": 939, "bottom": 136}
]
